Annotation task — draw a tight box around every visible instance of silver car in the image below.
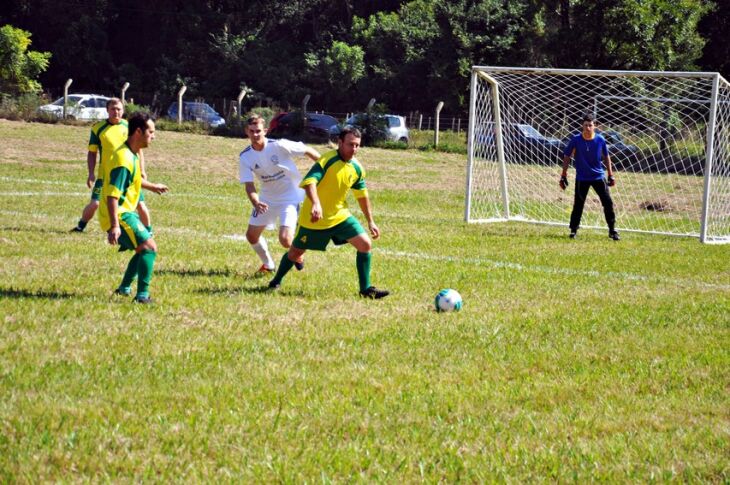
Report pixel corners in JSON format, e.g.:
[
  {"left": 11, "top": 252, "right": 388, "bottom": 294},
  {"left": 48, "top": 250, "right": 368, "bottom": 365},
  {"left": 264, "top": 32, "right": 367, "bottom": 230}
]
[
  {"left": 38, "top": 94, "right": 111, "bottom": 120},
  {"left": 334, "top": 113, "right": 410, "bottom": 143}
]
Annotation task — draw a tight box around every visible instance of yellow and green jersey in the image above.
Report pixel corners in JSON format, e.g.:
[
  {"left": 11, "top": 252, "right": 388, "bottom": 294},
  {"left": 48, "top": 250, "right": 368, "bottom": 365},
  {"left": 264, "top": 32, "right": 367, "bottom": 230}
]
[
  {"left": 99, "top": 143, "right": 142, "bottom": 231},
  {"left": 88, "top": 119, "right": 128, "bottom": 178},
  {"left": 299, "top": 149, "right": 368, "bottom": 229}
]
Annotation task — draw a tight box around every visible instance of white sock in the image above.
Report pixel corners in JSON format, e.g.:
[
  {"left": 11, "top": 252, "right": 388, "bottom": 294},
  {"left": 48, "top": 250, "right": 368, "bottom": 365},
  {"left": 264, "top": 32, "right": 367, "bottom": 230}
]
[{"left": 251, "top": 238, "right": 275, "bottom": 269}]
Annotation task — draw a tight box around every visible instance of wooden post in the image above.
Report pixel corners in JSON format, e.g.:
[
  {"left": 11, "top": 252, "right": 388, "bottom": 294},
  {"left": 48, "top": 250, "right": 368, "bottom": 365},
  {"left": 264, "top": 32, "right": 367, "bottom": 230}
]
[
  {"left": 121, "top": 82, "right": 130, "bottom": 104},
  {"left": 434, "top": 101, "right": 444, "bottom": 147},
  {"left": 63, "top": 79, "right": 73, "bottom": 119},
  {"left": 418, "top": 114, "right": 423, "bottom": 130},
  {"left": 237, "top": 88, "right": 247, "bottom": 121},
  {"left": 177, "top": 85, "right": 187, "bottom": 124}
]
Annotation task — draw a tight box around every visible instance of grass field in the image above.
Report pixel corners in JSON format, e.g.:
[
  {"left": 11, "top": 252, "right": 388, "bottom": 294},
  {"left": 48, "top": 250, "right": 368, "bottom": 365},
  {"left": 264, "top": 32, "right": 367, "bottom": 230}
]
[{"left": 1, "top": 119, "right": 728, "bottom": 482}]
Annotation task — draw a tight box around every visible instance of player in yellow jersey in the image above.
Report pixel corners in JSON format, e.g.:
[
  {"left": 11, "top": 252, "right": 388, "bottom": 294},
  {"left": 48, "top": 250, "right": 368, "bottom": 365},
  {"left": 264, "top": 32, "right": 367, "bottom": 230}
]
[
  {"left": 268, "top": 127, "right": 389, "bottom": 299},
  {"left": 71, "top": 98, "right": 152, "bottom": 232},
  {"left": 100, "top": 112, "right": 168, "bottom": 304}
]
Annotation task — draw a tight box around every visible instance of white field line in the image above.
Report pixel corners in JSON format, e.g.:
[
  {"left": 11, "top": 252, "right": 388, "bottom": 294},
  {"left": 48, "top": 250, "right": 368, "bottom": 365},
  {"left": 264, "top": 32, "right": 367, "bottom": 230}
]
[{"left": 1, "top": 201, "right": 727, "bottom": 291}]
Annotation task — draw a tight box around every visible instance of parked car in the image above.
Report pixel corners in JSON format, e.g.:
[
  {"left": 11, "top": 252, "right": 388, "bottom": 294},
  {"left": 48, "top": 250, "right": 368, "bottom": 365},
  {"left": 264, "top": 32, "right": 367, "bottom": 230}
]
[
  {"left": 561, "top": 129, "right": 639, "bottom": 167},
  {"left": 266, "top": 112, "right": 339, "bottom": 141},
  {"left": 167, "top": 101, "right": 225, "bottom": 127},
  {"left": 330, "top": 113, "right": 409, "bottom": 143},
  {"left": 38, "top": 94, "right": 111, "bottom": 120},
  {"left": 476, "top": 122, "right": 562, "bottom": 163}
]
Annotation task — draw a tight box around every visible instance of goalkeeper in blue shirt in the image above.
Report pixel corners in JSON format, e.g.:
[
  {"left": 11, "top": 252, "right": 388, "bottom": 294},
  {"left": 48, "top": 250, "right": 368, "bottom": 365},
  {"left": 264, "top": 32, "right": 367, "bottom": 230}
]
[{"left": 560, "top": 113, "right": 619, "bottom": 240}]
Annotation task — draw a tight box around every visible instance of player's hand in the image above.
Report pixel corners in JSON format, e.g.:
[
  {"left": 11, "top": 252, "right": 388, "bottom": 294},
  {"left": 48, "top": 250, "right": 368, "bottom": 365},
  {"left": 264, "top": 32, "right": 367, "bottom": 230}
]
[
  {"left": 107, "top": 226, "right": 121, "bottom": 245},
  {"left": 254, "top": 201, "right": 268, "bottom": 214},
  {"left": 310, "top": 202, "right": 322, "bottom": 223},
  {"left": 150, "top": 183, "right": 169, "bottom": 195},
  {"left": 607, "top": 175, "right": 616, "bottom": 187},
  {"left": 369, "top": 222, "right": 380, "bottom": 240},
  {"left": 559, "top": 175, "right": 569, "bottom": 190},
  {"left": 87, "top": 175, "right": 95, "bottom": 189}
]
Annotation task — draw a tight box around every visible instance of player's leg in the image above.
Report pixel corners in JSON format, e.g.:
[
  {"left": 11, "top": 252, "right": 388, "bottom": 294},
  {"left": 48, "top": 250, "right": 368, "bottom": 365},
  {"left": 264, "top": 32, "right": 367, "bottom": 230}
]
[
  {"left": 246, "top": 204, "right": 277, "bottom": 273},
  {"left": 340, "top": 217, "right": 388, "bottom": 299},
  {"left": 568, "top": 180, "right": 591, "bottom": 237},
  {"left": 269, "top": 225, "right": 328, "bottom": 288},
  {"left": 72, "top": 180, "right": 102, "bottom": 232},
  {"left": 116, "top": 212, "right": 157, "bottom": 303},
  {"left": 593, "top": 180, "right": 619, "bottom": 239},
  {"left": 268, "top": 246, "right": 305, "bottom": 289},
  {"left": 278, "top": 204, "right": 304, "bottom": 270}
]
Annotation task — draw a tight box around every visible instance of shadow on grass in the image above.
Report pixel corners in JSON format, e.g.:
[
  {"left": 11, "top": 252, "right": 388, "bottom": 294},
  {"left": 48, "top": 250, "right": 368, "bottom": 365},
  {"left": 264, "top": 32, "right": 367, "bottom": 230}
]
[
  {"left": 1, "top": 226, "right": 74, "bottom": 235},
  {"left": 0, "top": 287, "right": 76, "bottom": 299},
  {"left": 156, "top": 267, "right": 236, "bottom": 278},
  {"left": 195, "top": 285, "right": 306, "bottom": 297}
]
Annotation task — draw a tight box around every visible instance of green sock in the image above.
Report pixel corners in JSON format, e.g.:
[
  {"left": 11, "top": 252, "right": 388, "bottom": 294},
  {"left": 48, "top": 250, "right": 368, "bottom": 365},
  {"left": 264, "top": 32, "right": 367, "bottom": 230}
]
[
  {"left": 119, "top": 253, "right": 140, "bottom": 291},
  {"left": 271, "top": 253, "right": 294, "bottom": 285},
  {"left": 145, "top": 225, "right": 153, "bottom": 235},
  {"left": 136, "top": 250, "right": 157, "bottom": 299},
  {"left": 356, "top": 251, "right": 371, "bottom": 292}
]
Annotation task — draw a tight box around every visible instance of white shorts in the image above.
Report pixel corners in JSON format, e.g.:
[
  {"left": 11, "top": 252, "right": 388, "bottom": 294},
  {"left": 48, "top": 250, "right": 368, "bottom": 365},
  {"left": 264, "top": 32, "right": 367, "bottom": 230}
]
[{"left": 248, "top": 202, "right": 299, "bottom": 229}]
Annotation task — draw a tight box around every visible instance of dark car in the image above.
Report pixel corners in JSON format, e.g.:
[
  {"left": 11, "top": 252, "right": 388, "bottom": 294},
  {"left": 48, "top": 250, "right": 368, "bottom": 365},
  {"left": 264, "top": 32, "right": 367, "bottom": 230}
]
[
  {"left": 561, "top": 129, "right": 639, "bottom": 168},
  {"left": 167, "top": 102, "right": 225, "bottom": 127},
  {"left": 266, "top": 112, "right": 339, "bottom": 141},
  {"left": 476, "top": 122, "right": 563, "bottom": 164}
]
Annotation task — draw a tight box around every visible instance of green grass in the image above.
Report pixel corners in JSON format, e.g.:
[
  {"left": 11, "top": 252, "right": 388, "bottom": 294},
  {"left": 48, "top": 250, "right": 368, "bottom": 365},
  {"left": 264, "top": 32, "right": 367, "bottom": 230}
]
[{"left": 0, "top": 119, "right": 728, "bottom": 481}]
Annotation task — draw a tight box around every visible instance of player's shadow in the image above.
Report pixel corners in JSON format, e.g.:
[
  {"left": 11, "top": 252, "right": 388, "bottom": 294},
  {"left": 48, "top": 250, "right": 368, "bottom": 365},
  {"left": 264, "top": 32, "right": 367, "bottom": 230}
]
[
  {"left": 1, "top": 226, "right": 72, "bottom": 235},
  {"left": 155, "top": 267, "right": 236, "bottom": 278},
  {"left": 0, "top": 287, "right": 76, "bottom": 300},
  {"left": 195, "top": 285, "right": 306, "bottom": 297}
]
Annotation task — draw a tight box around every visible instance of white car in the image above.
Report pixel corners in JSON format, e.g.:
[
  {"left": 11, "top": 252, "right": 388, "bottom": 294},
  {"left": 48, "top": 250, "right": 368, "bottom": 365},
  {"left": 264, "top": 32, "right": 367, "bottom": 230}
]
[{"left": 39, "top": 94, "right": 111, "bottom": 121}]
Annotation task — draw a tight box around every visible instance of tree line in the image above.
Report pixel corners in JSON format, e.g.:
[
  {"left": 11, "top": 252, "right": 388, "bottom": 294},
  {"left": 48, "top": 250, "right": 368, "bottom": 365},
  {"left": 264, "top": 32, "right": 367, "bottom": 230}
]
[{"left": 1, "top": 0, "right": 728, "bottom": 115}]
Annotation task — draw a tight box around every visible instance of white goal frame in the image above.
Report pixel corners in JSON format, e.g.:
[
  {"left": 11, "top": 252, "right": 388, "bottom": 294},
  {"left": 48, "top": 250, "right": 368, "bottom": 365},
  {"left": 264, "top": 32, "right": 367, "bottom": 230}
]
[{"left": 465, "top": 66, "right": 730, "bottom": 244}]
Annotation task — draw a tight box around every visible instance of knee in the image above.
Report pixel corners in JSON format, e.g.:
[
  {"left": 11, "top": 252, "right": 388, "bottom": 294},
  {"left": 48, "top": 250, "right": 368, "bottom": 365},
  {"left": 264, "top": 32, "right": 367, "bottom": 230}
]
[
  {"left": 279, "top": 235, "right": 293, "bottom": 248},
  {"left": 140, "top": 238, "right": 157, "bottom": 253}
]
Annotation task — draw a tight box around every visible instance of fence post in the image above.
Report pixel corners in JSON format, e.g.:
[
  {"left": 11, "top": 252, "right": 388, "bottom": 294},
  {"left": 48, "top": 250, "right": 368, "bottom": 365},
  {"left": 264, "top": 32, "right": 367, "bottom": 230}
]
[
  {"left": 63, "top": 78, "right": 73, "bottom": 119},
  {"left": 457, "top": 118, "right": 461, "bottom": 133},
  {"left": 434, "top": 101, "right": 444, "bottom": 147},
  {"left": 237, "top": 88, "right": 247, "bottom": 121},
  {"left": 418, "top": 114, "right": 423, "bottom": 130},
  {"left": 177, "top": 85, "right": 187, "bottom": 124},
  {"left": 121, "top": 82, "right": 130, "bottom": 104}
]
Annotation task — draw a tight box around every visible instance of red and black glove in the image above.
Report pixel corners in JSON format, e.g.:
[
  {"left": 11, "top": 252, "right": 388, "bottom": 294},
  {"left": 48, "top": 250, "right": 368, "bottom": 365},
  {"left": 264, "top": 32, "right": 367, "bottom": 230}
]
[{"left": 559, "top": 175, "right": 569, "bottom": 190}]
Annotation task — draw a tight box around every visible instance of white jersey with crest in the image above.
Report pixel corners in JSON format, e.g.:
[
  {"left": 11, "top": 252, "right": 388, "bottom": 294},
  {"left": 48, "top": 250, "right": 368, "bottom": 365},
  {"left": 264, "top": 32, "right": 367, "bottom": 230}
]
[{"left": 238, "top": 138, "right": 306, "bottom": 205}]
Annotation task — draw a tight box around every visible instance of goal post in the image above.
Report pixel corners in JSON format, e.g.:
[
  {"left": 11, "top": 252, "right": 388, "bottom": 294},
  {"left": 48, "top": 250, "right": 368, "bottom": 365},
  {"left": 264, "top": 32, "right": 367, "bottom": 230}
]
[{"left": 465, "top": 66, "right": 730, "bottom": 243}]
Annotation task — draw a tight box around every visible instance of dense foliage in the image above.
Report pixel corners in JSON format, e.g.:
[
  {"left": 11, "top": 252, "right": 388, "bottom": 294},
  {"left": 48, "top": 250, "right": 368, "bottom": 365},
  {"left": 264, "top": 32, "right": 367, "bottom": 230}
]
[{"left": 0, "top": 0, "right": 724, "bottom": 114}]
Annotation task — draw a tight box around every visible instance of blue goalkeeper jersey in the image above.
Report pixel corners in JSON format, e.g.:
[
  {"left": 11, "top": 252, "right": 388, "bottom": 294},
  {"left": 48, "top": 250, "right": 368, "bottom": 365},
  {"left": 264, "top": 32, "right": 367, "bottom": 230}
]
[{"left": 564, "top": 133, "right": 609, "bottom": 181}]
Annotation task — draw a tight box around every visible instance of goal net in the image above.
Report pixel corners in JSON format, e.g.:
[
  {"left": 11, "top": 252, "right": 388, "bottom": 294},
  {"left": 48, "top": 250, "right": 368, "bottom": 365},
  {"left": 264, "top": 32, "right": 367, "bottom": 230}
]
[{"left": 465, "top": 67, "right": 730, "bottom": 243}]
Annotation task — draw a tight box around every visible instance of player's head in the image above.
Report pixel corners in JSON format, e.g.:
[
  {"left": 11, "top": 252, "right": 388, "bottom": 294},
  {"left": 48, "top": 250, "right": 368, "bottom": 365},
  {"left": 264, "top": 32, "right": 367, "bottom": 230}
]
[
  {"left": 581, "top": 113, "right": 596, "bottom": 136},
  {"left": 337, "top": 127, "right": 361, "bottom": 162},
  {"left": 245, "top": 114, "right": 266, "bottom": 146},
  {"left": 106, "top": 97, "right": 124, "bottom": 123},
  {"left": 128, "top": 112, "right": 155, "bottom": 148}
]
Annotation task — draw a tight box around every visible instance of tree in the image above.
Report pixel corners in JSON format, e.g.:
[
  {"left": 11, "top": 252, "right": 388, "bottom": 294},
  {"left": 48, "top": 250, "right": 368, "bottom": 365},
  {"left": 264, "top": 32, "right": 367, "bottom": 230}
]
[{"left": 0, "top": 24, "right": 50, "bottom": 95}]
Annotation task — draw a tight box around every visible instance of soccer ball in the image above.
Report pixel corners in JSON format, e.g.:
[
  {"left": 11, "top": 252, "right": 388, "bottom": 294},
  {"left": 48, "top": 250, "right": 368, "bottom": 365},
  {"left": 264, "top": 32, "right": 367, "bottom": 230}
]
[{"left": 434, "top": 289, "right": 462, "bottom": 312}]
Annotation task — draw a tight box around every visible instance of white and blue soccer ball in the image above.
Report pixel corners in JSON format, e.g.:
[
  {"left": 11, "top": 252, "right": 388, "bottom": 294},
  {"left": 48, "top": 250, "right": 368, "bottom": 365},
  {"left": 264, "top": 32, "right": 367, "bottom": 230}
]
[{"left": 434, "top": 289, "right": 462, "bottom": 312}]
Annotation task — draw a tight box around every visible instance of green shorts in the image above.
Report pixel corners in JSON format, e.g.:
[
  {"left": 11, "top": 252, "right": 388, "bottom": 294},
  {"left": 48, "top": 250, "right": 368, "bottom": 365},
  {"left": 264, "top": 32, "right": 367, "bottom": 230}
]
[
  {"left": 293, "top": 216, "right": 365, "bottom": 251},
  {"left": 118, "top": 211, "right": 152, "bottom": 251},
  {"left": 90, "top": 179, "right": 103, "bottom": 201}
]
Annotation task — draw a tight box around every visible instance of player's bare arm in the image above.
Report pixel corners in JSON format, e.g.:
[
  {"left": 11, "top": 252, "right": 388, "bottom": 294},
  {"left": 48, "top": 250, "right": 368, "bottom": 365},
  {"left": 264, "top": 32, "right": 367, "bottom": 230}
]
[
  {"left": 303, "top": 183, "right": 322, "bottom": 222},
  {"left": 141, "top": 179, "right": 168, "bottom": 194},
  {"left": 106, "top": 196, "right": 121, "bottom": 245},
  {"left": 245, "top": 181, "right": 268, "bottom": 213},
  {"left": 305, "top": 147, "right": 321, "bottom": 161},
  {"left": 357, "top": 196, "right": 379, "bottom": 239},
  {"left": 86, "top": 151, "right": 97, "bottom": 188}
]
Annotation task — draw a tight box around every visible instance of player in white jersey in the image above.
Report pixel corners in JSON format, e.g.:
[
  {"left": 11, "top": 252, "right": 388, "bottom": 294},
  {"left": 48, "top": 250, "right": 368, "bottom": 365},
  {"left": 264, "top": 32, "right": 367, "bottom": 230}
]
[{"left": 239, "top": 114, "right": 321, "bottom": 274}]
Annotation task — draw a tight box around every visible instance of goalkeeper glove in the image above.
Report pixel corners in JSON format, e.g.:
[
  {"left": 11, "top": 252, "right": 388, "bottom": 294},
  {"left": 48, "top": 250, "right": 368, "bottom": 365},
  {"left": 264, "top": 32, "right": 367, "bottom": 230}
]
[
  {"left": 559, "top": 175, "right": 569, "bottom": 190},
  {"left": 607, "top": 175, "right": 615, "bottom": 186}
]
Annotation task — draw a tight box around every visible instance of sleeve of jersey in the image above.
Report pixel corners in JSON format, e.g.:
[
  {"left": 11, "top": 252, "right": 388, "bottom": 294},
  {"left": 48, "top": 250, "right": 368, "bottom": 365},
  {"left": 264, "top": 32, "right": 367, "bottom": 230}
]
[
  {"left": 563, "top": 137, "right": 575, "bottom": 157},
  {"left": 239, "top": 155, "right": 254, "bottom": 183},
  {"left": 88, "top": 128, "right": 100, "bottom": 152},
  {"left": 351, "top": 166, "right": 368, "bottom": 198},
  {"left": 106, "top": 166, "right": 130, "bottom": 199},
  {"left": 277, "top": 139, "right": 307, "bottom": 157},
  {"left": 300, "top": 160, "right": 325, "bottom": 187}
]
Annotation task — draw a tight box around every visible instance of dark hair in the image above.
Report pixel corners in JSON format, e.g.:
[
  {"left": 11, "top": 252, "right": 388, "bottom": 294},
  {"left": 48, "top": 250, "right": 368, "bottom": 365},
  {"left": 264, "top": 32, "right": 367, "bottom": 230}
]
[
  {"left": 582, "top": 113, "right": 596, "bottom": 123},
  {"left": 246, "top": 114, "right": 265, "bottom": 126},
  {"left": 106, "top": 97, "right": 123, "bottom": 108},
  {"left": 128, "top": 112, "right": 152, "bottom": 136},
  {"left": 339, "top": 126, "right": 362, "bottom": 140}
]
